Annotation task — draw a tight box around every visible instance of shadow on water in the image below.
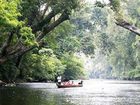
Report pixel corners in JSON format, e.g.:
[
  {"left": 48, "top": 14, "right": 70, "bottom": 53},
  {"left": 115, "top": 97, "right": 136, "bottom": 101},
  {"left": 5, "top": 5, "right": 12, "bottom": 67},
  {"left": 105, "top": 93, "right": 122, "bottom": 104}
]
[{"left": 0, "top": 86, "right": 75, "bottom": 105}]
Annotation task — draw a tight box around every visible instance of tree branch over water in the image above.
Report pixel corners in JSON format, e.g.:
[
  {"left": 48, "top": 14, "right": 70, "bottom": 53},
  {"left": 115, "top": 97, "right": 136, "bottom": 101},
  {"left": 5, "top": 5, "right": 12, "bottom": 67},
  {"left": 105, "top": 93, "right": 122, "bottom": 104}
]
[{"left": 116, "top": 20, "right": 140, "bottom": 36}]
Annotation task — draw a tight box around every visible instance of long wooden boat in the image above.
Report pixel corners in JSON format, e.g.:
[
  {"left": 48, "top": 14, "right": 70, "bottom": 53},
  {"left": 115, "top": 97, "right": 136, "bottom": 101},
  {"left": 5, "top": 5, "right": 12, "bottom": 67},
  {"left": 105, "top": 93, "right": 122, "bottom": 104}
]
[{"left": 56, "top": 81, "right": 83, "bottom": 88}]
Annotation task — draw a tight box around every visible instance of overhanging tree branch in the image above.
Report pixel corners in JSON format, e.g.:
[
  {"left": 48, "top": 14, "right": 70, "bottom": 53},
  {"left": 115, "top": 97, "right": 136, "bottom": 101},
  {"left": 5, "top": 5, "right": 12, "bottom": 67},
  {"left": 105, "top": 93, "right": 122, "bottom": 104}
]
[
  {"left": 32, "top": 10, "right": 59, "bottom": 33},
  {"left": 0, "top": 8, "right": 70, "bottom": 65},
  {"left": 36, "top": 11, "right": 70, "bottom": 41},
  {"left": 109, "top": 0, "right": 140, "bottom": 36},
  {"left": 116, "top": 20, "right": 140, "bottom": 36}
]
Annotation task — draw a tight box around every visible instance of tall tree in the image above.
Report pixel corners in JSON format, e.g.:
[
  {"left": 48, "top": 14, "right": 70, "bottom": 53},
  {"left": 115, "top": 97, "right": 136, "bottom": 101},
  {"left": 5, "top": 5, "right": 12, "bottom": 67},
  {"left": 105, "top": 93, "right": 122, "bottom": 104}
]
[{"left": 0, "top": 0, "right": 80, "bottom": 66}]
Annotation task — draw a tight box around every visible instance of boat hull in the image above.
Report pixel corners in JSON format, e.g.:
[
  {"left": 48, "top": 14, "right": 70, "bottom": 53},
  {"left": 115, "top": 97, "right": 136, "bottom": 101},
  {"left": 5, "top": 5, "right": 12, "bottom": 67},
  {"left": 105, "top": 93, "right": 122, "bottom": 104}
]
[{"left": 56, "top": 83, "right": 83, "bottom": 88}]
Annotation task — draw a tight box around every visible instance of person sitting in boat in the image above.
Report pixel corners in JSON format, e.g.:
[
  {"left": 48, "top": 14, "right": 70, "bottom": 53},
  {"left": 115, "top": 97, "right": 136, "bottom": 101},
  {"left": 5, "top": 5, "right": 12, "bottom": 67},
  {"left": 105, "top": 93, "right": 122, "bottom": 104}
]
[
  {"left": 78, "top": 80, "right": 83, "bottom": 84},
  {"left": 63, "top": 80, "right": 71, "bottom": 85},
  {"left": 57, "top": 75, "right": 62, "bottom": 84}
]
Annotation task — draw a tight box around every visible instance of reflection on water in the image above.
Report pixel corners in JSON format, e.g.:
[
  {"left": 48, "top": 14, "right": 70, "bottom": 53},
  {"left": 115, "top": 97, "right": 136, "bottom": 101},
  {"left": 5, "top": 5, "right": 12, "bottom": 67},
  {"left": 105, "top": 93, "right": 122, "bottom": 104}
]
[
  {"left": 1, "top": 80, "right": 140, "bottom": 105},
  {"left": 0, "top": 87, "right": 74, "bottom": 105}
]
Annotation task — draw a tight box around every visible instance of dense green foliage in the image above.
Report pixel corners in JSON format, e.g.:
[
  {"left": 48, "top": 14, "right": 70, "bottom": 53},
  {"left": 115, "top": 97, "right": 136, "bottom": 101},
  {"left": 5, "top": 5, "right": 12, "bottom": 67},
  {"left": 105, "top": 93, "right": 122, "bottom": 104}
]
[
  {"left": 0, "top": 0, "right": 85, "bottom": 82},
  {"left": 0, "top": 0, "right": 140, "bottom": 83},
  {"left": 19, "top": 48, "right": 65, "bottom": 81},
  {"left": 61, "top": 53, "right": 84, "bottom": 80}
]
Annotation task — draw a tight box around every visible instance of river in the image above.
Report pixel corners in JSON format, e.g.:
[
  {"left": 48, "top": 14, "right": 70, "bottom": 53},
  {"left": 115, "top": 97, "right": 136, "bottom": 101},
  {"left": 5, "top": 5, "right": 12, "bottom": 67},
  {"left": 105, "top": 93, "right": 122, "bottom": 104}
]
[{"left": 0, "top": 80, "right": 140, "bottom": 105}]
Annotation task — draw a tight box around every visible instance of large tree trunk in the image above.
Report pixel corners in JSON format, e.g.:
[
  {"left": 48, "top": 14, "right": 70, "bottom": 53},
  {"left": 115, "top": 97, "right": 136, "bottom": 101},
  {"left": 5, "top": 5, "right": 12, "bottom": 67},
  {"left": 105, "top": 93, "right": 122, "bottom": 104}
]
[
  {"left": 0, "top": 10, "right": 70, "bottom": 65},
  {"left": 0, "top": 31, "right": 14, "bottom": 57}
]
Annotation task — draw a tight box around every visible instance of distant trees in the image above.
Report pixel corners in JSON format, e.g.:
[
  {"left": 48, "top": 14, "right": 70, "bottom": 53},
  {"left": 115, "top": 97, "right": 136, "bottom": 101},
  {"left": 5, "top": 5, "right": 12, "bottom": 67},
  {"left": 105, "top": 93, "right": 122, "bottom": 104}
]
[{"left": 89, "top": 0, "right": 140, "bottom": 79}]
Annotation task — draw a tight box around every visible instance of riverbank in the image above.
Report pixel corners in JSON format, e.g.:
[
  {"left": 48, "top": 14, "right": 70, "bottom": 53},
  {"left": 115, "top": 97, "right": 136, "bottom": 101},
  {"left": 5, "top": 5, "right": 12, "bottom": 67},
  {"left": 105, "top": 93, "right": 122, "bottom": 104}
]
[{"left": 0, "top": 81, "right": 16, "bottom": 87}]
